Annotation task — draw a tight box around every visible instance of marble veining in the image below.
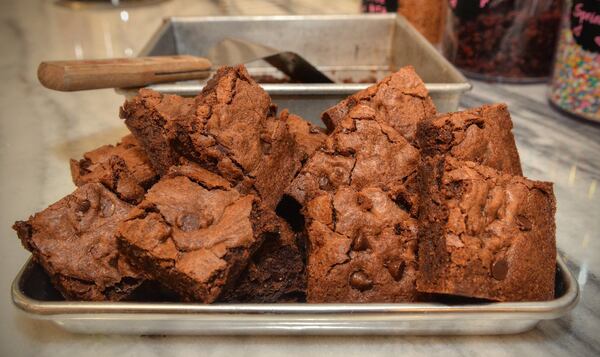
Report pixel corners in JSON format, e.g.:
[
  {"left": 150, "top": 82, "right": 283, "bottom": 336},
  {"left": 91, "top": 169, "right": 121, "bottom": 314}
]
[{"left": 0, "top": 0, "right": 599, "bottom": 356}]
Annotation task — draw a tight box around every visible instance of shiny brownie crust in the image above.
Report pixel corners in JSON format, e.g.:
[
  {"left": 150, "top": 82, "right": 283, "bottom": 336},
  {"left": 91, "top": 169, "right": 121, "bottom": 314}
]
[
  {"left": 13, "top": 183, "right": 143, "bottom": 301},
  {"left": 117, "top": 164, "right": 279, "bottom": 302},
  {"left": 417, "top": 156, "right": 556, "bottom": 301}
]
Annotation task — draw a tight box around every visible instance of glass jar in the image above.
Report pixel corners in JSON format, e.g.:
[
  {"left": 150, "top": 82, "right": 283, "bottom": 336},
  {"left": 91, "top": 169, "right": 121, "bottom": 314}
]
[
  {"left": 398, "top": 0, "right": 447, "bottom": 45},
  {"left": 443, "top": 0, "right": 563, "bottom": 82},
  {"left": 361, "top": 0, "right": 398, "bottom": 13},
  {"left": 549, "top": 0, "right": 600, "bottom": 122}
]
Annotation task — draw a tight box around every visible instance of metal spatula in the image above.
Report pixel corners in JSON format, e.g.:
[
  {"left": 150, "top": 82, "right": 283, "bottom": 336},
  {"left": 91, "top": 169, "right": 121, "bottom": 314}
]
[
  {"left": 38, "top": 39, "right": 332, "bottom": 91},
  {"left": 209, "top": 38, "right": 333, "bottom": 84}
]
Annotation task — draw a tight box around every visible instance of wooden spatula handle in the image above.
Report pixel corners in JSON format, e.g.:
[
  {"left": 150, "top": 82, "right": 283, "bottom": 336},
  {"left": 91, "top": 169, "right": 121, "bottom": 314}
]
[{"left": 38, "top": 56, "right": 212, "bottom": 91}]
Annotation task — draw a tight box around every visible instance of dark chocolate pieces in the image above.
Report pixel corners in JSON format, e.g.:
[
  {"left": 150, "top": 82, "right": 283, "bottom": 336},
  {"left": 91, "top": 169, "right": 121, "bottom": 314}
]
[
  {"left": 491, "top": 260, "right": 509, "bottom": 281},
  {"left": 386, "top": 259, "right": 406, "bottom": 282},
  {"left": 349, "top": 270, "right": 373, "bottom": 291},
  {"left": 351, "top": 232, "right": 371, "bottom": 252}
]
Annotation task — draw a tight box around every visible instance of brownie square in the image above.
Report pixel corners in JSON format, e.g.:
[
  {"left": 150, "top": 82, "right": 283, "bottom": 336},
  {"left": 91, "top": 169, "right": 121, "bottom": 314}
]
[
  {"left": 286, "top": 103, "right": 423, "bottom": 303},
  {"left": 287, "top": 103, "right": 421, "bottom": 211},
  {"left": 171, "top": 162, "right": 308, "bottom": 303},
  {"left": 117, "top": 163, "right": 279, "bottom": 302},
  {"left": 219, "top": 220, "right": 307, "bottom": 303},
  {"left": 70, "top": 134, "right": 158, "bottom": 204},
  {"left": 417, "top": 104, "right": 522, "bottom": 175},
  {"left": 121, "top": 65, "right": 303, "bottom": 209},
  {"left": 417, "top": 156, "right": 556, "bottom": 301},
  {"left": 306, "top": 187, "right": 419, "bottom": 303},
  {"left": 13, "top": 183, "right": 143, "bottom": 301},
  {"left": 119, "top": 90, "right": 195, "bottom": 175},
  {"left": 321, "top": 65, "right": 436, "bottom": 144}
]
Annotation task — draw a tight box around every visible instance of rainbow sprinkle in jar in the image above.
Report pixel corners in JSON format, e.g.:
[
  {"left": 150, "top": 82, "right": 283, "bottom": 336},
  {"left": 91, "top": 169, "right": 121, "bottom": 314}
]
[{"left": 549, "top": 0, "right": 600, "bottom": 122}]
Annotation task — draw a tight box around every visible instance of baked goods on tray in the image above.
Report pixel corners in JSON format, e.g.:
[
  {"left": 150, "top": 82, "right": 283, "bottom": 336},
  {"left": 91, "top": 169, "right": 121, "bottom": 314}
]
[
  {"left": 117, "top": 162, "right": 277, "bottom": 302},
  {"left": 13, "top": 183, "right": 143, "bottom": 301},
  {"left": 219, "top": 219, "right": 306, "bottom": 303},
  {"left": 121, "top": 66, "right": 305, "bottom": 210},
  {"left": 305, "top": 186, "right": 420, "bottom": 303},
  {"left": 286, "top": 102, "right": 422, "bottom": 303},
  {"left": 13, "top": 65, "right": 557, "bottom": 303},
  {"left": 416, "top": 156, "right": 556, "bottom": 301}
]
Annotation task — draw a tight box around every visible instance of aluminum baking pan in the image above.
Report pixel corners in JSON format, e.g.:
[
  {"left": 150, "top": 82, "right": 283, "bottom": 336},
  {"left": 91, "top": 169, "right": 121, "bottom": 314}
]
[
  {"left": 12, "top": 255, "right": 578, "bottom": 336},
  {"left": 118, "top": 14, "right": 471, "bottom": 124}
]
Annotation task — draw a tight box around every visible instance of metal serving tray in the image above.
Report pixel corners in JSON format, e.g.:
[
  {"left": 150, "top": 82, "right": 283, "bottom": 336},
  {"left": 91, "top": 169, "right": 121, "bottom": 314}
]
[
  {"left": 12, "top": 256, "right": 578, "bottom": 336},
  {"left": 119, "top": 14, "right": 471, "bottom": 124}
]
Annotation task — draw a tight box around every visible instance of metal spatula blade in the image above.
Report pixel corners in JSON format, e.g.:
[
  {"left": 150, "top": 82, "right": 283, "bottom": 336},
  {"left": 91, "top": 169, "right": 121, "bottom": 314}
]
[{"left": 209, "top": 38, "right": 334, "bottom": 84}]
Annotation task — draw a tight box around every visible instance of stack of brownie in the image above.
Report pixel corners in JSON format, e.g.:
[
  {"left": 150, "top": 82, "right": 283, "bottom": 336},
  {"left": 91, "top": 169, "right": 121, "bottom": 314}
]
[{"left": 13, "top": 64, "right": 556, "bottom": 304}]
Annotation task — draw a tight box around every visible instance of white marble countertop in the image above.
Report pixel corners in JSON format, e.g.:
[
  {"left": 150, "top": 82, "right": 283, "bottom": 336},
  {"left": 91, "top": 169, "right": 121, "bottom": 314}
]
[{"left": 1, "top": 0, "right": 599, "bottom": 356}]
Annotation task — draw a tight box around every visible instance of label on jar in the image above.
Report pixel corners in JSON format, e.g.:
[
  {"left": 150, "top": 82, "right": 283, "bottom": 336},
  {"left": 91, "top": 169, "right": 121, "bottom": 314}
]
[
  {"left": 570, "top": 0, "right": 600, "bottom": 53},
  {"left": 448, "top": 0, "right": 493, "bottom": 20},
  {"left": 362, "top": 0, "right": 398, "bottom": 13}
]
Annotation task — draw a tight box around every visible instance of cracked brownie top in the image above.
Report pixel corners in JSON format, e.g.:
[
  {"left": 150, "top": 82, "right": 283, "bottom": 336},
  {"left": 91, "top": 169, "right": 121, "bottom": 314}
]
[
  {"left": 306, "top": 186, "right": 419, "bottom": 302},
  {"left": 13, "top": 183, "right": 143, "bottom": 301},
  {"left": 417, "top": 156, "right": 556, "bottom": 301},
  {"left": 321, "top": 65, "right": 436, "bottom": 145},
  {"left": 287, "top": 100, "right": 425, "bottom": 303},
  {"left": 119, "top": 90, "right": 196, "bottom": 175},
  {"left": 417, "top": 104, "right": 522, "bottom": 176},
  {"left": 280, "top": 109, "right": 327, "bottom": 163},
  {"left": 70, "top": 134, "right": 158, "bottom": 204},
  {"left": 121, "top": 65, "right": 303, "bottom": 209},
  {"left": 117, "top": 162, "right": 278, "bottom": 302},
  {"left": 287, "top": 103, "right": 420, "bottom": 211}
]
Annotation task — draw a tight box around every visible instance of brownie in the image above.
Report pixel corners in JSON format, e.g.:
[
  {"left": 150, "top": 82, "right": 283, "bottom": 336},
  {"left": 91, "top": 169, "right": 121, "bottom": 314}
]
[
  {"left": 275, "top": 109, "right": 327, "bottom": 230},
  {"left": 70, "top": 134, "right": 158, "bottom": 204},
  {"left": 417, "top": 104, "right": 522, "bottom": 176},
  {"left": 119, "top": 90, "right": 195, "bottom": 175},
  {"left": 170, "top": 161, "right": 307, "bottom": 303},
  {"left": 286, "top": 104, "right": 422, "bottom": 303},
  {"left": 219, "top": 220, "right": 306, "bottom": 303},
  {"left": 287, "top": 103, "right": 420, "bottom": 211},
  {"left": 417, "top": 156, "right": 556, "bottom": 301},
  {"left": 13, "top": 183, "right": 143, "bottom": 301},
  {"left": 306, "top": 187, "right": 419, "bottom": 303},
  {"left": 321, "top": 65, "right": 436, "bottom": 144},
  {"left": 117, "top": 163, "right": 279, "bottom": 302},
  {"left": 121, "top": 65, "right": 302, "bottom": 209},
  {"left": 280, "top": 109, "right": 327, "bottom": 163}
]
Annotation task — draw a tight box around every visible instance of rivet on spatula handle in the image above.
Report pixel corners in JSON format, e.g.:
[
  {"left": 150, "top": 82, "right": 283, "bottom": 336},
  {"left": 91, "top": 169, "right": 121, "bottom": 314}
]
[{"left": 37, "top": 56, "right": 212, "bottom": 91}]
